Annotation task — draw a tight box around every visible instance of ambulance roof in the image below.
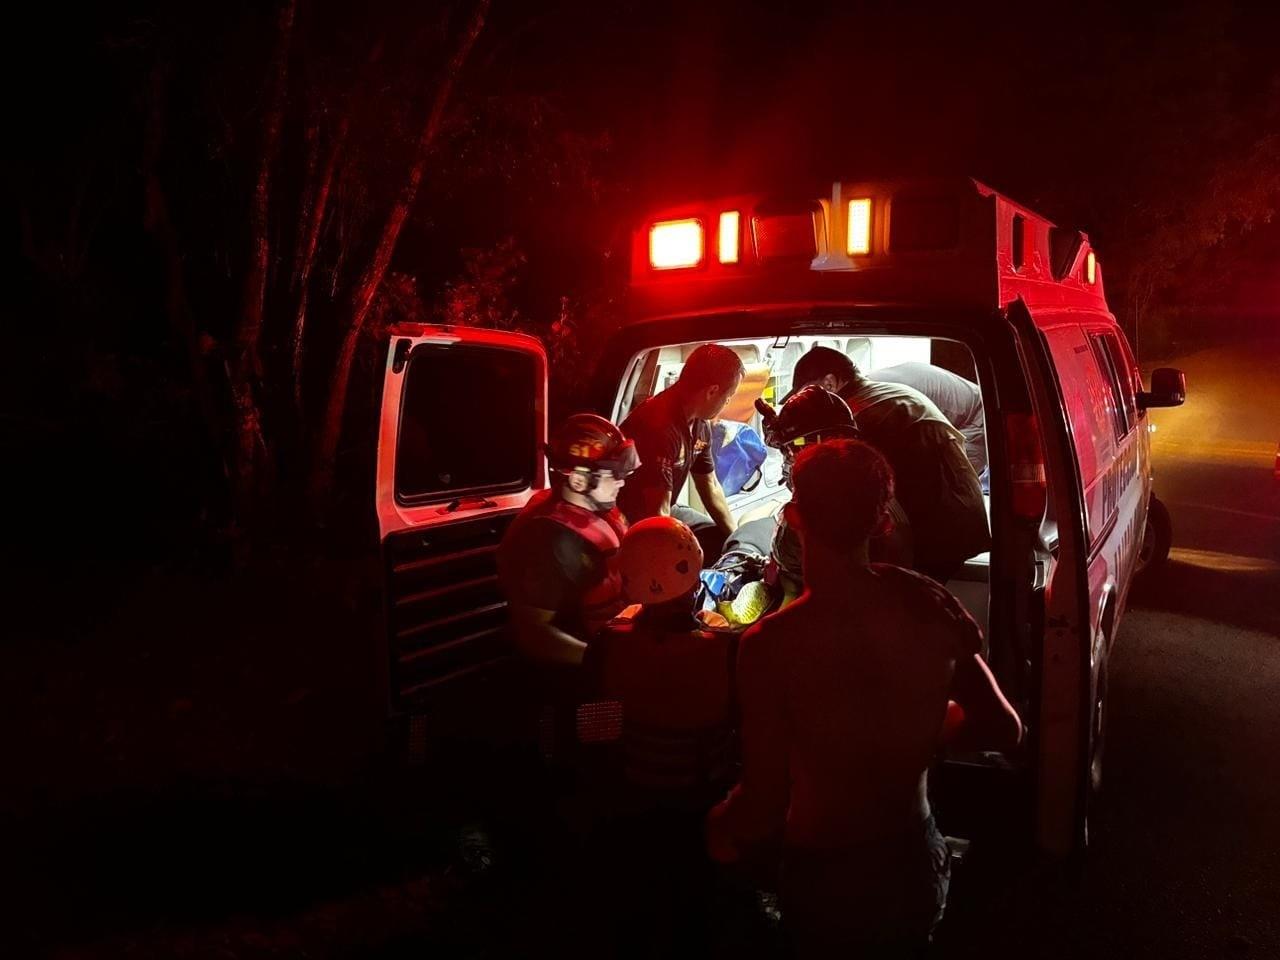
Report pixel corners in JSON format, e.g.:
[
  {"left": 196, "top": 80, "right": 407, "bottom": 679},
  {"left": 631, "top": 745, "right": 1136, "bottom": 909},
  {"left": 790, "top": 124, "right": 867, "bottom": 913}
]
[{"left": 627, "top": 176, "right": 1111, "bottom": 326}]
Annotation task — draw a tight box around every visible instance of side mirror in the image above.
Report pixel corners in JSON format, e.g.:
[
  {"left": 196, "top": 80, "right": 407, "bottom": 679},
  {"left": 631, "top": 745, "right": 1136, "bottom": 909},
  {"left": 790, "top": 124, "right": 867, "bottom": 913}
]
[{"left": 1138, "top": 367, "right": 1186, "bottom": 409}]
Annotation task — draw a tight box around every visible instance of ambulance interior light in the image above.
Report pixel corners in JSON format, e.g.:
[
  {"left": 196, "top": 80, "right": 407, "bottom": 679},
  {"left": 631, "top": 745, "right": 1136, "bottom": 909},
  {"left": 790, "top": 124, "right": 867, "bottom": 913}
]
[{"left": 649, "top": 219, "right": 704, "bottom": 269}]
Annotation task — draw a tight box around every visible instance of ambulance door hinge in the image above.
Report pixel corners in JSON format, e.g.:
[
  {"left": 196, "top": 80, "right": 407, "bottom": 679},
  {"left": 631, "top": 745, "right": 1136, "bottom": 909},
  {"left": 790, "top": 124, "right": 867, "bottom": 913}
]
[{"left": 392, "top": 338, "right": 413, "bottom": 374}]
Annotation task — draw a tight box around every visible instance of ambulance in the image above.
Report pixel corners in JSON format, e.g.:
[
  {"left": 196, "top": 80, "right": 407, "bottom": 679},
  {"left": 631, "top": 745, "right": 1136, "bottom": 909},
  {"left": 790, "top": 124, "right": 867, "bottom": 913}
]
[{"left": 374, "top": 177, "right": 1186, "bottom": 858}]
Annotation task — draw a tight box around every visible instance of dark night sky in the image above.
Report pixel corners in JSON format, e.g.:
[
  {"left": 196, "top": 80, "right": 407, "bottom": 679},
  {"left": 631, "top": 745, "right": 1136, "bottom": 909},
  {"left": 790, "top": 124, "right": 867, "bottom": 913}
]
[{"left": 11, "top": 0, "right": 1279, "bottom": 269}]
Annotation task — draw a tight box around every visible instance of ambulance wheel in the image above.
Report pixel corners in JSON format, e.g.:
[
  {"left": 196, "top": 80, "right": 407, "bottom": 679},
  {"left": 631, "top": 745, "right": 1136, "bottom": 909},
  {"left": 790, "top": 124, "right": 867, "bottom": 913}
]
[
  {"left": 1136, "top": 495, "right": 1172, "bottom": 575},
  {"left": 1077, "top": 641, "right": 1109, "bottom": 861},
  {"left": 1089, "top": 657, "right": 1108, "bottom": 797}
]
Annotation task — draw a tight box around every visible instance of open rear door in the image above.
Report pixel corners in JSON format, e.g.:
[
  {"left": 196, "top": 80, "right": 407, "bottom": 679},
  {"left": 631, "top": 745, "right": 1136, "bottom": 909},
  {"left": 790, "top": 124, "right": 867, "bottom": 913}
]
[
  {"left": 376, "top": 325, "right": 547, "bottom": 734},
  {"left": 1007, "top": 299, "right": 1093, "bottom": 858}
]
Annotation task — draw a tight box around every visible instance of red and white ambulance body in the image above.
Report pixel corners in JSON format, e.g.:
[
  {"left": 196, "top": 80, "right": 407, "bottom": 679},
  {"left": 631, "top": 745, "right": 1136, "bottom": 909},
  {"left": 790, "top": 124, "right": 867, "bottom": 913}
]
[{"left": 375, "top": 177, "right": 1185, "bottom": 857}]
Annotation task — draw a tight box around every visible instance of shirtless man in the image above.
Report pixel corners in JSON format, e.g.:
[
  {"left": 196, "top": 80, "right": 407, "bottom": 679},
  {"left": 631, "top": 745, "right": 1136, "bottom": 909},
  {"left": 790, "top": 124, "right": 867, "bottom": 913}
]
[{"left": 706, "top": 438, "right": 1022, "bottom": 954}]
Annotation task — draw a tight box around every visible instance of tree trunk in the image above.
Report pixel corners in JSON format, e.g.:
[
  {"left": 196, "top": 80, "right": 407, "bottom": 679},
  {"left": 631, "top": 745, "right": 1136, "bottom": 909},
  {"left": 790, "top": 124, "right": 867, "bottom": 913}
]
[
  {"left": 311, "top": 0, "right": 489, "bottom": 508},
  {"left": 289, "top": 113, "right": 348, "bottom": 415},
  {"left": 142, "top": 55, "right": 224, "bottom": 474},
  {"left": 229, "top": 0, "right": 297, "bottom": 532}
]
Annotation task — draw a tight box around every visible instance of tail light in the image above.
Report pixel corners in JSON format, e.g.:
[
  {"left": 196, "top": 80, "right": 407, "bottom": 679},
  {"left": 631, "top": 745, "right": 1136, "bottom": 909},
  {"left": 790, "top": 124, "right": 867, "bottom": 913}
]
[{"left": 1005, "top": 412, "right": 1047, "bottom": 520}]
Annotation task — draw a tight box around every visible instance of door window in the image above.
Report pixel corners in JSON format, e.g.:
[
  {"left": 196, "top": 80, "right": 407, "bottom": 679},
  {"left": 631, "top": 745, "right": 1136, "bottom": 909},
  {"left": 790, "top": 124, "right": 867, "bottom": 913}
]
[
  {"left": 1099, "top": 333, "right": 1139, "bottom": 428},
  {"left": 1087, "top": 332, "right": 1131, "bottom": 440},
  {"left": 845, "top": 337, "right": 872, "bottom": 371},
  {"left": 396, "top": 345, "right": 539, "bottom": 502}
]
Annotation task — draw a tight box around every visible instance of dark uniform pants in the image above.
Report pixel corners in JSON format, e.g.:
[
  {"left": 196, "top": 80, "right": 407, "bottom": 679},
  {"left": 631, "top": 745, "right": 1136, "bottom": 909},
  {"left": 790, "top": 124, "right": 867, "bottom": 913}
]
[
  {"left": 780, "top": 815, "right": 952, "bottom": 957},
  {"left": 672, "top": 504, "right": 728, "bottom": 565}
]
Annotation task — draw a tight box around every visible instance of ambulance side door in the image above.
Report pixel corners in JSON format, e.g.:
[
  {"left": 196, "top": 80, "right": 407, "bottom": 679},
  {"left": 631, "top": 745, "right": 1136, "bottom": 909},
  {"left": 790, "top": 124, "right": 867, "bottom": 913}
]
[
  {"left": 376, "top": 326, "right": 548, "bottom": 729},
  {"left": 1007, "top": 300, "right": 1094, "bottom": 857}
]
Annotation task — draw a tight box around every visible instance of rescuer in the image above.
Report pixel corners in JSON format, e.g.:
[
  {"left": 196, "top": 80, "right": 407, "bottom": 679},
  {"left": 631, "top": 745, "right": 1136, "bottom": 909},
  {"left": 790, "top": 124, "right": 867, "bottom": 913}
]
[
  {"left": 577, "top": 515, "right": 737, "bottom": 956},
  {"left": 582, "top": 515, "right": 736, "bottom": 797},
  {"left": 791, "top": 346, "right": 989, "bottom": 582},
  {"left": 757, "top": 384, "right": 913, "bottom": 597},
  {"left": 705, "top": 438, "right": 1023, "bottom": 955},
  {"left": 618, "top": 343, "right": 744, "bottom": 564},
  {"left": 871, "top": 360, "right": 988, "bottom": 485},
  {"left": 497, "top": 413, "right": 639, "bottom": 666}
]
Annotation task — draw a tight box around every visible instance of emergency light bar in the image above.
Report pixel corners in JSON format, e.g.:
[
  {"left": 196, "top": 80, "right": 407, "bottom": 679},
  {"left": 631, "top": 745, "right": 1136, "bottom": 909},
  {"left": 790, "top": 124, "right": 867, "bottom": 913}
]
[
  {"left": 630, "top": 179, "right": 1109, "bottom": 320},
  {"left": 718, "top": 211, "right": 740, "bottom": 264},
  {"left": 649, "top": 219, "right": 703, "bottom": 269},
  {"left": 753, "top": 202, "right": 824, "bottom": 263},
  {"left": 846, "top": 198, "right": 872, "bottom": 256}
]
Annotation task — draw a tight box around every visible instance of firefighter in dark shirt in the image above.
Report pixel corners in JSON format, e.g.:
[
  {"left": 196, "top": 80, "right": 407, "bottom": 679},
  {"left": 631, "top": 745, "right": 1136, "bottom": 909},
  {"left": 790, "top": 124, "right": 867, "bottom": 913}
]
[
  {"left": 791, "top": 346, "right": 989, "bottom": 582},
  {"left": 619, "top": 343, "right": 744, "bottom": 564},
  {"left": 498, "top": 413, "right": 639, "bottom": 666}
]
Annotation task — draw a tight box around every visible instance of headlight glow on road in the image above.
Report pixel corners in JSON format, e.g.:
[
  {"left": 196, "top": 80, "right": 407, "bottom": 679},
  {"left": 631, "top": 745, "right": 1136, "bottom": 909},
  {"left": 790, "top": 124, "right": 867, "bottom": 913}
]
[{"left": 1168, "top": 548, "right": 1280, "bottom": 574}]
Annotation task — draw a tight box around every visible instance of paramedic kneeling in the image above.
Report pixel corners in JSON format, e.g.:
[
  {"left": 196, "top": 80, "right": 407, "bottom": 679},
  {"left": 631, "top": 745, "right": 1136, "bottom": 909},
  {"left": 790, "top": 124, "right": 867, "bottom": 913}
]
[
  {"left": 619, "top": 343, "right": 743, "bottom": 563},
  {"left": 706, "top": 439, "right": 1022, "bottom": 956},
  {"left": 497, "top": 413, "right": 638, "bottom": 666}
]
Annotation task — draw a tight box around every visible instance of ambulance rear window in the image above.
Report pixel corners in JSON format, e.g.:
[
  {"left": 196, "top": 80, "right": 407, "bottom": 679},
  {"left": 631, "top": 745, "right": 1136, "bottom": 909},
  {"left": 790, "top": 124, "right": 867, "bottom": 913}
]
[{"left": 395, "top": 345, "right": 539, "bottom": 502}]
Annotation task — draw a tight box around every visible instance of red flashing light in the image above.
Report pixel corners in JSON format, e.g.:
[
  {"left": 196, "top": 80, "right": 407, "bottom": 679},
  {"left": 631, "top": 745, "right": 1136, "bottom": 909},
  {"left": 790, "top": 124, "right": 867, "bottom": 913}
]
[
  {"left": 718, "top": 211, "right": 740, "bottom": 264},
  {"left": 649, "top": 219, "right": 703, "bottom": 269}
]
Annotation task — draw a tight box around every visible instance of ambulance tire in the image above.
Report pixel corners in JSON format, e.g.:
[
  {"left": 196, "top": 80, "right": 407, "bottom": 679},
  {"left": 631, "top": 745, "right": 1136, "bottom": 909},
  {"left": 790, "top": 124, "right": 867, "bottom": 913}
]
[
  {"left": 1078, "top": 633, "right": 1110, "bottom": 864},
  {"left": 1089, "top": 657, "right": 1108, "bottom": 798},
  {"left": 1136, "top": 495, "right": 1172, "bottom": 576}
]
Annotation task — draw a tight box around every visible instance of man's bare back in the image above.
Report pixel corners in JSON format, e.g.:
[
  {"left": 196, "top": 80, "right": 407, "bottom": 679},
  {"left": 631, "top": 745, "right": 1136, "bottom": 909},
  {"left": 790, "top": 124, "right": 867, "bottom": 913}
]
[{"left": 714, "top": 562, "right": 1015, "bottom": 853}]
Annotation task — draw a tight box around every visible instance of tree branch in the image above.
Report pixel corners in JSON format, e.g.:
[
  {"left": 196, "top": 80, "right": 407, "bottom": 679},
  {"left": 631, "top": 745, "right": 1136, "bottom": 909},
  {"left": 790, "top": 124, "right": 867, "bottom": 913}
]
[{"left": 313, "top": 0, "right": 490, "bottom": 504}]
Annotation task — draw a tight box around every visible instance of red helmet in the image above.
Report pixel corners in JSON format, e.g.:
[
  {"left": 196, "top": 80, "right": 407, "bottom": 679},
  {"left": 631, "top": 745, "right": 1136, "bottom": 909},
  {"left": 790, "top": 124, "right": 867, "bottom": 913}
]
[
  {"left": 546, "top": 413, "right": 639, "bottom": 480},
  {"left": 617, "top": 516, "right": 704, "bottom": 603}
]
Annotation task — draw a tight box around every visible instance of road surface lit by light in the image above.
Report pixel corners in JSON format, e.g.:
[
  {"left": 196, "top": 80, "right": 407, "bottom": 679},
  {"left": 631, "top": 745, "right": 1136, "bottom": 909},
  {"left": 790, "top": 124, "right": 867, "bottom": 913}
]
[
  {"left": 1167, "top": 547, "right": 1280, "bottom": 574},
  {"left": 1151, "top": 437, "right": 1274, "bottom": 465}
]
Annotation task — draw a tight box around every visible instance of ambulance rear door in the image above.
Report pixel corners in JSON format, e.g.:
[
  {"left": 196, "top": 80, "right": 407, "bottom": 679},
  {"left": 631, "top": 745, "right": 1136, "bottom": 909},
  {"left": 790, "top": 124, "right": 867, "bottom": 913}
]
[
  {"left": 375, "top": 326, "right": 547, "bottom": 742},
  {"left": 1007, "top": 299, "right": 1094, "bottom": 857}
]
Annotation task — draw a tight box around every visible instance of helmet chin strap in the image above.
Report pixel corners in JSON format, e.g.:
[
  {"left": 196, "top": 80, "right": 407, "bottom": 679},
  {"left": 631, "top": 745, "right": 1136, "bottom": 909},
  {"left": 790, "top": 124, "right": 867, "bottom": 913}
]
[
  {"left": 587, "top": 489, "right": 617, "bottom": 511},
  {"left": 577, "top": 466, "right": 621, "bottom": 512},
  {"left": 559, "top": 472, "right": 616, "bottom": 512}
]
